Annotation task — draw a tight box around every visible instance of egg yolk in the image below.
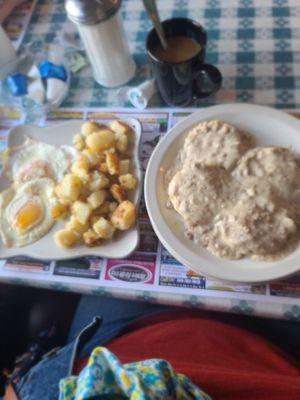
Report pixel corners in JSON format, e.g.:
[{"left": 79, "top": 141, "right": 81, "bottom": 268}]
[{"left": 14, "top": 200, "right": 43, "bottom": 233}]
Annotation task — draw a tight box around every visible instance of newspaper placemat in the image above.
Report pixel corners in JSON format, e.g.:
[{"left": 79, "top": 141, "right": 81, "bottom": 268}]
[{"left": 0, "top": 107, "right": 299, "bottom": 321}]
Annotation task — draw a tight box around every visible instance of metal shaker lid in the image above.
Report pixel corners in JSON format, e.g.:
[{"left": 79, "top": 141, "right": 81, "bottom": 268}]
[{"left": 65, "top": 0, "right": 121, "bottom": 25}]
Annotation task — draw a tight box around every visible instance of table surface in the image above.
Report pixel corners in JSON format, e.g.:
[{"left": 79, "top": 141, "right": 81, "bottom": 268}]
[
  {"left": 0, "top": 0, "right": 300, "bottom": 322},
  {"left": 21, "top": 0, "right": 300, "bottom": 109}
]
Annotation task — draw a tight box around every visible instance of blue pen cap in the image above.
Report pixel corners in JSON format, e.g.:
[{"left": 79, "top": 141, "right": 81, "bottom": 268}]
[
  {"left": 38, "top": 60, "right": 68, "bottom": 81},
  {"left": 6, "top": 73, "right": 28, "bottom": 96}
]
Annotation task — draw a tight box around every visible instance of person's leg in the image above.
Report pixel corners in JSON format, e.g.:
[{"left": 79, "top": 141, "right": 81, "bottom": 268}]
[
  {"left": 68, "top": 295, "right": 300, "bottom": 359},
  {"left": 206, "top": 311, "right": 300, "bottom": 363},
  {"left": 241, "top": 316, "right": 300, "bottom": 361},
  {"left": 68, "top": 295, "right": 173, "bottom": 355}
]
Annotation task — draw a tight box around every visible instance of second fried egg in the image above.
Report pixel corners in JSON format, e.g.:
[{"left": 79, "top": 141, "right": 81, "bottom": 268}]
[{"left": 4, "top": 138, "right": 76, "bottom": 185}]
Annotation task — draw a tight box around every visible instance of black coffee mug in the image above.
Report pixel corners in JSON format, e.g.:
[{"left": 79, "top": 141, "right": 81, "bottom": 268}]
[{"left": 146, "top": 18, "right": 222, "bottom": 107}]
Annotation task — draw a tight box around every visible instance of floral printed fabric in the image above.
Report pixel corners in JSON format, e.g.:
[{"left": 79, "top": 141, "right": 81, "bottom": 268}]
[{"left": 59, "top": 346, "right": 212, "bottom": 400}]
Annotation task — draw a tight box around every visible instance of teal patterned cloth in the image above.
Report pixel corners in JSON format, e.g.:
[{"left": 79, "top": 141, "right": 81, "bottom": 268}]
[
  {"left": 59, "top": 347, "right": 211, "bottom": 400},
  {"left": 22, "top": 0, "right": 300, "bottom": 108}
]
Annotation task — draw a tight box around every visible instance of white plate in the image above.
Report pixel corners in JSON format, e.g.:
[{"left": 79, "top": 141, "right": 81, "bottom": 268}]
[
  {"left": 0, "top": 118, "right": 142, "bottom": 260},
  {"left": 145, "top": 104, "right": 300, "bottom": 283}
]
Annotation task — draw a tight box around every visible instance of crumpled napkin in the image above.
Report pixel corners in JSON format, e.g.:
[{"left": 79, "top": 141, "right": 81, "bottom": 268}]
[{"left": 59, "top": 346, "right": 212, "bottom": 400}]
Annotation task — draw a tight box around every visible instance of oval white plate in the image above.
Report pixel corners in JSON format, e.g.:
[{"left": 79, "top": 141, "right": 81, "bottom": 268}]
[
  {"left": 0, "top": 118, "right": 142, "bottom": 260},
  {"left": 145, "top": 104, "right": 300, "bottom": 283}
]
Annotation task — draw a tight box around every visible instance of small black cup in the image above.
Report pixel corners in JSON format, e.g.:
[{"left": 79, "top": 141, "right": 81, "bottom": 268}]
[{"left": 146, "top": 18, "right": 222, "bottom": 107}]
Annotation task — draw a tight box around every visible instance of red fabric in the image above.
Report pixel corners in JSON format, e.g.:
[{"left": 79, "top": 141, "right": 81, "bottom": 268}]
[{"left": 74, "top": 312, "right": 300, "bottom": 400}]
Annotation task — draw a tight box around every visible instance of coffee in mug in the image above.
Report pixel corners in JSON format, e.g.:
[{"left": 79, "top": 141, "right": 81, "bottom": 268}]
[
  {"left": 153, "top": 36, "right": 201, "bottom": 63},
  {"left": 146, "top": 18, "right": 222, "bottom": 107}
]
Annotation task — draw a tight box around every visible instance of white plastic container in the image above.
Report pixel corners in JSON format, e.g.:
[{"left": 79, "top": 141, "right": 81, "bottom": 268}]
[{"left": 65, "top": 0, "right": 136, "bottom": 88}]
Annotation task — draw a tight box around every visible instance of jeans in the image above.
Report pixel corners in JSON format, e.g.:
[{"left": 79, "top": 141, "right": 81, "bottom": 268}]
[
  {"left": 14, "top": 296, "right": 171, "bottom": 400},
  {"left": 69, "top": 295, "right": 173, "bottom": 356}
]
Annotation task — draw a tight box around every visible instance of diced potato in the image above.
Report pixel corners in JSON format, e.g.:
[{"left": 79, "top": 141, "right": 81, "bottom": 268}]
[
  {"left": 119, "top": 174, "right": 137, "bottom": 190},
  {"left": 111, "top": 200, "right": 136, "bottom": 230},
  {"left": 97, "top": 152, "right": 107, "bottom": 163},
  {"left": 89, "top": 171, "right": 109, "bottom": 191},
  {"left": 106, "top": 152, "right": 120, "bottom": 175},
  {"left": 110, "top": 184, "right": 127, "bottom": 203},
  {"left": 97, "top": 200, "right": 110, "bottom": 215},
  {"left": 90, "top": 214, "right": 100, "bottom": 225},
  {"left": 76, "top": 153, "right": 90, "bottom": 170},
  {"left": 51, "top": 203, "right": 69, "bottom": 220},
  {"left": 77, "top": 152, "right": 91, "bottom": 167},
  {"left": 73, "top": 134, "right": 85, "bottom": 150},
  {"left": 110, "top": 120, "right": 131, "bottom": 136},
  {"left": 99, "top": 163, "right": 109, "bottom": 174},
  {"left": 71, "top": 160, "right": 90, "bottom": 182},
  {"left": 86, "top": 129, "right": 115, "bottom": 152},
  {"left": 87, "top": 190, "right": 107, "bottom": 209},
  {"left": 56, "top": 174, "right": 82, "bottom": 202},
  {"left": 83, "top": 229, "right": 99, "bottom": 246},
  {"left": 81, "top": 121, "right": 99, "bottom": 137},
  {"left": 93, "top": 217, "right": 115, "bottom": 239},
  {"left": 81, "top": 148, "right": 105, "bottom": 167},
  {"left": 54, "top": 229, "right": 80, "bottom": 248},
  {"left": 108, "top": 201, "right": 118, "bottom": 214},
  {"left": 66, "top": 216, "right": 89, "bottom": 235},
  {"left": 72, "top": 201, "right": 92, "bottom": 225},
  {"left": 106, "top": 147, "right": 116, "bottom": 155},
  {"left": 79, "top": 181, "right": 90, "bottom": 198},
  {"left": 116, "top": 133, "right": 128, "bottom": 154},
  {"left": 54, "top": 184, "right": 70, "bottom": 206},
  {"left": 119, "top": 159, "right": 130, "bottom": 175}
]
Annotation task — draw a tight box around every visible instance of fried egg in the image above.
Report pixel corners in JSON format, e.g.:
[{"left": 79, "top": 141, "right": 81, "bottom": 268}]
[
  {"left": 4, "top": 137, "right": 76, "bottom": 185},
  {"left": 0, "top": 178, "right": 57, "bottom": 247}
]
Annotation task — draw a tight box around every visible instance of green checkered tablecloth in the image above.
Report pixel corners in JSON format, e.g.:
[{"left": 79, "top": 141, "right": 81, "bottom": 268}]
[{"left": 22, "top": 0, "right": 300, "bottom": 109}]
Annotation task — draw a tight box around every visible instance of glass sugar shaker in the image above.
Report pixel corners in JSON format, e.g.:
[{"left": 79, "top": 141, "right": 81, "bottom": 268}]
[{"left": 65, "top": 0, "right": 136, "bottom": 88}]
